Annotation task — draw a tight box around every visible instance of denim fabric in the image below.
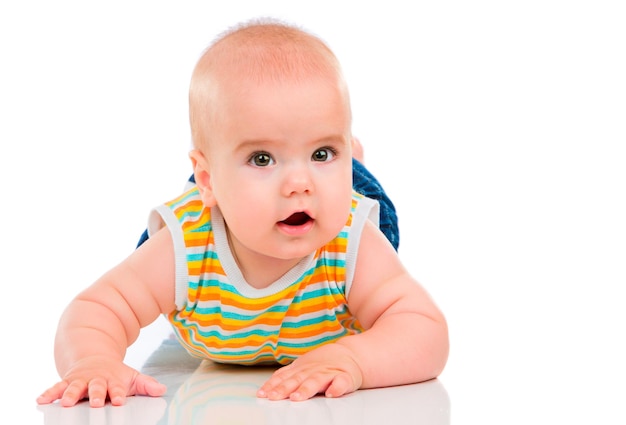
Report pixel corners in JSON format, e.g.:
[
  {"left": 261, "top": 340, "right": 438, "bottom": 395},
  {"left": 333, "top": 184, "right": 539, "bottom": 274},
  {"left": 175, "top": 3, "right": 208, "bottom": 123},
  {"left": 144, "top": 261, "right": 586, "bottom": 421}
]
[
  {"left": 351, "top": 159, "right": 399, "bottom": 250},
  {"left": 137, "top": 158, "right": 399, "bottom": 250}
]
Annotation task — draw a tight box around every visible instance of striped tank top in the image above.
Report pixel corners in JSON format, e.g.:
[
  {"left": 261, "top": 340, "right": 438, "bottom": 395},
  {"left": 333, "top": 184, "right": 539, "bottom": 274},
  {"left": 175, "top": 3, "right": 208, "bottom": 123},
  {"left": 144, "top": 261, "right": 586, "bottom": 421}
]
[{"left": 149, "top": 187, "right": 379, "bottom": 365}]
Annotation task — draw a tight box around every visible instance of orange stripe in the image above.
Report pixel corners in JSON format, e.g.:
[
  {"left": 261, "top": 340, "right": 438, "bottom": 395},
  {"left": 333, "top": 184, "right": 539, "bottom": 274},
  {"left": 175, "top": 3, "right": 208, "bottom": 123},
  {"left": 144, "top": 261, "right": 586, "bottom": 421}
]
[{"left": 279, "top": 325, "right": 343, "bottom": 339}]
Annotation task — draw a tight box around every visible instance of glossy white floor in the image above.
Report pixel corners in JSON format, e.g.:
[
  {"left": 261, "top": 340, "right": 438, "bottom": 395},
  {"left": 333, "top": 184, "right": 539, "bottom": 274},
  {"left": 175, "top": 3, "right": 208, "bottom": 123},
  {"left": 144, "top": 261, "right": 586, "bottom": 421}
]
[
  {"left": 3, "top": 1, "right": 626, "bottom": 424},
  {"left": 33, "top": 318, "right": 450, "bottom": 425}
]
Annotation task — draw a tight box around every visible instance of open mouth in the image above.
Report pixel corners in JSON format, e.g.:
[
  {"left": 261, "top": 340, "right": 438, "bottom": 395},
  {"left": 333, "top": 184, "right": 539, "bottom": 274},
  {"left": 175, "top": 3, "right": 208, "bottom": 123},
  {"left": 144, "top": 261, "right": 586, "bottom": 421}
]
[{"left": 280, "top": 212, "right": 312, "bottom": 226}]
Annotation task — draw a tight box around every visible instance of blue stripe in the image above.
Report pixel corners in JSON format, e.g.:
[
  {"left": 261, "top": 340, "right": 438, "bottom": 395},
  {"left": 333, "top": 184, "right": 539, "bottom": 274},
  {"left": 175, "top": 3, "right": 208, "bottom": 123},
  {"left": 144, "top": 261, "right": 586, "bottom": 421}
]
[
  {"left": 175, "top": 319, "right": 279, "bottom": 340},
  {"left": 278, "top": 331, "right": 348, "bottom": 348},
  {"left": 188, "top": 250, "right": 219, "bottom": 262},
  {"left": 315, "top": 258, "right": 346, "bottom": 268},
  {"left": 191, "top": 304, "right": 289, "bottom": 318},
  {"left": 298, "top": 288, "right": 341, "bottom": 301},
  {"left": 179, "top": 210, "right": 203, "bottom": 221},
  {"left": 171, "top": 189, "right": 199, "bottom": 207},
  {"left": 281, "top": 314, "right": 337, "bottom": 328}
]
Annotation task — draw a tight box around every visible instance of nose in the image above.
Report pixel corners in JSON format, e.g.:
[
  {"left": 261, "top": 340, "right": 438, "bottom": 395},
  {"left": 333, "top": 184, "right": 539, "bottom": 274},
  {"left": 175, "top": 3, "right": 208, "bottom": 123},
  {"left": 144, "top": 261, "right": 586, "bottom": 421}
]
[{"left": 281, "top": 163, "right": 313, "bottom": 197}]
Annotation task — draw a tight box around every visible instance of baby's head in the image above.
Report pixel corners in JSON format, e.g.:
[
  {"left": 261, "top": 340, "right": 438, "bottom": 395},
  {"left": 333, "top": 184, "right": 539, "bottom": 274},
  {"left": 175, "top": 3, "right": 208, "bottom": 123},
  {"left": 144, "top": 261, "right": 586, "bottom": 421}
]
[
  {"left": 189, "top": 19, "right": 351, "bottom": 151},
  {"left": 188, "top": 19, "right": 355, "bottom": 264}
]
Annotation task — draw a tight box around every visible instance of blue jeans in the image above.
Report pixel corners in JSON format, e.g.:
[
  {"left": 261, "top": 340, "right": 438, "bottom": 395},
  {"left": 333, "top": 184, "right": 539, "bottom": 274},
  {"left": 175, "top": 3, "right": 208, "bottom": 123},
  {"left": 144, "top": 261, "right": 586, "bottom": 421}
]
[{"left": 137, "top": 159, "right": 399, "bottom": 250}]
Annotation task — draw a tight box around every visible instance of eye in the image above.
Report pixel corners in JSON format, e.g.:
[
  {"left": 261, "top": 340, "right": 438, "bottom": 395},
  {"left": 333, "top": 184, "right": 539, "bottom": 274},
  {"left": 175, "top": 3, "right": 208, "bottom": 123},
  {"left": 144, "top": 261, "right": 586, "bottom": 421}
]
[
  {"left": 312, "top": 147, "right": 336, "bottom": 162},
  {"left": 249, "top": 152, "right": 274, "bottom": 167}
]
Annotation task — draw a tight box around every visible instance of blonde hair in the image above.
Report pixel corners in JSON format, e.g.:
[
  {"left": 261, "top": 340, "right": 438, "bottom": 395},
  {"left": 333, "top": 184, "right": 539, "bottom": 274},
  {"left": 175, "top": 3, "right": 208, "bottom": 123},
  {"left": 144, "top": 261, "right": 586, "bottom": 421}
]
[{"left": 189, "top": 18, "right": 350, "bottom": 149}]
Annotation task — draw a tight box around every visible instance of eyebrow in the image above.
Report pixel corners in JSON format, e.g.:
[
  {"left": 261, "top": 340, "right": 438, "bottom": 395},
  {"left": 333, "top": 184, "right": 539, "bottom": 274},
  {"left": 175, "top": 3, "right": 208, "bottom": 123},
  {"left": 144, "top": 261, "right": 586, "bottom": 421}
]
[{"left": 233, "top": 135, "right": 348, "bottom": 153}]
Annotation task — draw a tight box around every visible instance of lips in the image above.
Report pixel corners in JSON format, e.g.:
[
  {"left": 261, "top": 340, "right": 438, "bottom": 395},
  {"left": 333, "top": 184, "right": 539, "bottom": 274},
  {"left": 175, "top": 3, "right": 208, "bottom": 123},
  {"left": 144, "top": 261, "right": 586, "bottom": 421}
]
[{"left": 280, "top": 212, "right": 312, "bottom": 226}]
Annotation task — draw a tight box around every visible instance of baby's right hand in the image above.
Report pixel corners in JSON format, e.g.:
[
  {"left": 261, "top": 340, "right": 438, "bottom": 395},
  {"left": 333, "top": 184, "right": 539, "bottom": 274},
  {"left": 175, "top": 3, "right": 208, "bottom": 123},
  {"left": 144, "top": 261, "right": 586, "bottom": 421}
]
[{"left": 36, "top": 356, "right": 167, "bottom": 408}]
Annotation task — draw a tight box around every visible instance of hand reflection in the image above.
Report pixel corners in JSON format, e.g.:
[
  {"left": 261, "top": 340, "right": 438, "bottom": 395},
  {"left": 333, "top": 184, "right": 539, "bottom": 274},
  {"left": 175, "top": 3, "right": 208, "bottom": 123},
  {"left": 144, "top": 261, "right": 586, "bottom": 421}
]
[
  {"left": 167, "top": 361, "right": 450, "bottom": 425},
  {"left": 38, "top": 336, "right": 450, "bottom": 425},
  {"left": 38, "top": 396, "right": 167, "bottom": 425}
]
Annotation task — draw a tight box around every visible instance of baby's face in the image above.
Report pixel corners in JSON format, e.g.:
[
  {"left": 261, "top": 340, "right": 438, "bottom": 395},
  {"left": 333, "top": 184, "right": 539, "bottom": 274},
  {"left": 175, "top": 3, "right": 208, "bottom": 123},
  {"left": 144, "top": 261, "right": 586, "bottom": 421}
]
[{"left": 203, "top": 74, "right": 354, "bottom": 262}]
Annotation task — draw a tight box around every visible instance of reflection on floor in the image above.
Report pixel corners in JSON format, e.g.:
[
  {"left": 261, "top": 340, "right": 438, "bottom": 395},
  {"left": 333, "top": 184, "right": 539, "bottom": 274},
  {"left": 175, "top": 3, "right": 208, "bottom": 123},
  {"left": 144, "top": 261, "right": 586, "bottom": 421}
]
[{"left": 38, "top": 335, "right": 450, "bottom": 425}]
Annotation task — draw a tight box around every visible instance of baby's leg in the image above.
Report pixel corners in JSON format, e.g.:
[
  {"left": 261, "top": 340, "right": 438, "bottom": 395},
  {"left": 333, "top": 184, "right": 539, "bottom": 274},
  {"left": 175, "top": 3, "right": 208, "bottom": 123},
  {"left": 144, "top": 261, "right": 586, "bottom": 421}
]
[{"left": 351, "top": 158, "right": 399, "bottom": 250}]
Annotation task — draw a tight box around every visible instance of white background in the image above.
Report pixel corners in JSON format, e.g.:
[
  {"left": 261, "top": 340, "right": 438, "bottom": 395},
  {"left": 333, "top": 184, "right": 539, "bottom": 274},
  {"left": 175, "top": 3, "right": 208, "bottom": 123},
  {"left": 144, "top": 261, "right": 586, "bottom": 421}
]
[{"left": 2, "top": 1, "right": 625, "bottom": 422}]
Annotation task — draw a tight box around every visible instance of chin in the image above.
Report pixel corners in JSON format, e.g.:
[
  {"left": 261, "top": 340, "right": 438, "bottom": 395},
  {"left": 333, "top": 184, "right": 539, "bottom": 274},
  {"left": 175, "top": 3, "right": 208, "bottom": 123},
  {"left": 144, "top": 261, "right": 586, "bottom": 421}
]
[{"left": 270, "top": 240, "right": 322, "bottom": 260}]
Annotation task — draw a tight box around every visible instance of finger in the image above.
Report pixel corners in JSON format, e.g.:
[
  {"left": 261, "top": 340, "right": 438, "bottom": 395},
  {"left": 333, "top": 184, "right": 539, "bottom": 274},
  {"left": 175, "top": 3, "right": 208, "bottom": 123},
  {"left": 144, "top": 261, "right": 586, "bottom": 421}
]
[
  {"left": 87, "top": 377, "right": 108, "bottom": 408},
  {"left": 257, "top": 366, "right": 292, "bottom": 398},
  {"left": 133, "top": 374, "right": 167, "bottom": 397},
  {"left": 270, "top": 372, "right": 332, "bottom": 401},
  {"left": 36, "top": 381, "right": 69, "bottom": 405},
  {"left": 289, "top": 374, "right": 335, "bottom": 401},
  {"left": 107, "top": 383, "right": 128, "bottom": 406},
  {"left": 60, "top": 380, "right": 88, "bottom": 407},
  {"left": 324, "top": 373, "right": 355, "bottom": 398},
  {"left": 264, "top": 372, "right": 308, "bottom": 400}
]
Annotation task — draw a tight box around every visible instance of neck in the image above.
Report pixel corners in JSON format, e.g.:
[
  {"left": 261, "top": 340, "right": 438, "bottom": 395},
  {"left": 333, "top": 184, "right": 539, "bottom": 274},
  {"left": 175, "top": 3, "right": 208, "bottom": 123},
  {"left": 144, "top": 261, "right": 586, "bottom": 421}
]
[{"left": 226, "top": 227, "right": 303, "bottom": 289}]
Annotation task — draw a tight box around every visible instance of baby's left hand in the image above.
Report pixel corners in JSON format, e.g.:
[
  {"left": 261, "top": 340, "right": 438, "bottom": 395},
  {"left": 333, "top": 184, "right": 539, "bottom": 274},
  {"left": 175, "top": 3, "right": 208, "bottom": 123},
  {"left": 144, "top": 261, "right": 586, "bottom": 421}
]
[{"left": 257, "top": 343, "right": 363, "bottom": 401}]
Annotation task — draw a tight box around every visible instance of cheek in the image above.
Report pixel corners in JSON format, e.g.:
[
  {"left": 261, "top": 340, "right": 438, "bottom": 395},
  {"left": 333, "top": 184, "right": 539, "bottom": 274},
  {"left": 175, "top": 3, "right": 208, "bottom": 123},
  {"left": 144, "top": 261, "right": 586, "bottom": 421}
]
[
  {"left": 323, "top": 181, "right": 354, "bottom": 227},
  {"left": 213, "top": 167, "right": 254, "bottom": 201},
  {"left": 217, "top": 179, "right": 271, "bottom": 220}
]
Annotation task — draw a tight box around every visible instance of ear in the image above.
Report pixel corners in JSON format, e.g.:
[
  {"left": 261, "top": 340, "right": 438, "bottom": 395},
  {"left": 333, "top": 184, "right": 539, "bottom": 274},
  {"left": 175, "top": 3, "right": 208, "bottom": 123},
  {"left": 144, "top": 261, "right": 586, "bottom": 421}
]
[
  {"left": 351, "top": 136, "right": 364, "bottom": 163},
  {"left": 189, "top": 149, "right": 217, "bottom": 207}
]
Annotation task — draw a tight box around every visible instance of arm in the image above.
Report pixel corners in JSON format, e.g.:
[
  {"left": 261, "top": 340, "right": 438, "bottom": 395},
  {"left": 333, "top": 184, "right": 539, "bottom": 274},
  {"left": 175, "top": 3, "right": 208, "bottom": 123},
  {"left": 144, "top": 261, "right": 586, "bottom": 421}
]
[
  {"left": 258, "top": 220, "right": 449, "bottom": 400},
  {"left": 37, "top": 228, "right": 177, "bottom": 407},
  {"left": 337, "top": 220, "right": 449, "bottom": 388}
]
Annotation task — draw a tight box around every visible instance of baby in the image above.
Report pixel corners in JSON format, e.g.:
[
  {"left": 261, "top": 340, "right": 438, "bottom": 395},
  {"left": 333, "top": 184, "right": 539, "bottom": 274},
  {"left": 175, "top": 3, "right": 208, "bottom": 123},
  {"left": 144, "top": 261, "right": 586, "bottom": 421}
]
[{"left": 37, "top": 18, "right": 448, "bottom": 407}]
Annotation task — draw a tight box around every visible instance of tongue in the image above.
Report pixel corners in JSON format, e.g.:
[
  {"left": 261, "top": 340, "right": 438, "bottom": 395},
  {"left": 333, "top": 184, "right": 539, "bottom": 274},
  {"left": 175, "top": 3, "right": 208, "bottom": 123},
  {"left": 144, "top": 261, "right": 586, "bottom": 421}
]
[{"left": 282, "top": 212, "right": 310, "bottom": 226}]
